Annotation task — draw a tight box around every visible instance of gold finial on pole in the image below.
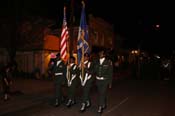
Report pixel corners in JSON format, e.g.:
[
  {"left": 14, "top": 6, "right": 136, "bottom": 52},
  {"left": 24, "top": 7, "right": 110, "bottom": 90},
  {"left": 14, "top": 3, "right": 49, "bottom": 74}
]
[{"left": 81, "top": 1, "right": 85, "bottom": 8}]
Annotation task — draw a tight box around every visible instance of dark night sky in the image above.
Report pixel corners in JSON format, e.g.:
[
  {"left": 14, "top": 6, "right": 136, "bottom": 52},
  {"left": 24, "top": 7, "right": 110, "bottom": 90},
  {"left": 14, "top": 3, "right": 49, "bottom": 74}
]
[{"left": 0, "top": 0, "right": 174, "bottom": 55}]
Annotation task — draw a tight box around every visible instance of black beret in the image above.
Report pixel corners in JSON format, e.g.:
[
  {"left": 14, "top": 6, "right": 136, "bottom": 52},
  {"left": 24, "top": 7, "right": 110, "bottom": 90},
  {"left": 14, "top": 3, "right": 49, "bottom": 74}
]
[{"left": 56, "top": 53, "right": 60, "bottom": 57}]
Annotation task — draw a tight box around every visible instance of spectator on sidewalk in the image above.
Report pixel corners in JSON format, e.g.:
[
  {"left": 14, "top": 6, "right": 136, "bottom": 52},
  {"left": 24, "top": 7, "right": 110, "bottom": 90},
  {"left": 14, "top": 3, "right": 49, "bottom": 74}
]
[{"left": 2, "top": 64, "right": 13, "bottom": 101}]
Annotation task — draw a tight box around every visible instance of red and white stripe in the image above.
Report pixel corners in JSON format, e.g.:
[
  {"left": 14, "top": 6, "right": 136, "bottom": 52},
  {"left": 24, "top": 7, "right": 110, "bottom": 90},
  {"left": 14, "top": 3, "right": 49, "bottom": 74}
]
[{"left": 60, "top": 24, "right": 68, "bottom": 60}]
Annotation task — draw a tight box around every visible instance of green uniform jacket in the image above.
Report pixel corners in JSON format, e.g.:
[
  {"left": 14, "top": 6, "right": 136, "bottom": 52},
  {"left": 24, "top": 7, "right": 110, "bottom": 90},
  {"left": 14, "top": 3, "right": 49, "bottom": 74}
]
[
  {"left": 53, "top": 59, "right": 67, "bottom": 84},
  {"left": 94, "top": 58, "right": 113, "bottom": 83}
]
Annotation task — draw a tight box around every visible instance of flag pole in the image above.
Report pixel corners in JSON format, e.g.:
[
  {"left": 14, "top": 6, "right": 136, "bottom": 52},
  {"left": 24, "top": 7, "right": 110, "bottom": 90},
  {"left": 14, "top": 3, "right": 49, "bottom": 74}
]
[
  {"left": 81, "top": 31, "right": 85, "bottom": 82},
  {"left": 64, "top": 6, "right": 70, "bottom": 82},
  {"left": 81, "top": 1, "right": 85, "bottom": 82},
  {"left": 64, "top": 6, "right": 69, "bottom": 61}
]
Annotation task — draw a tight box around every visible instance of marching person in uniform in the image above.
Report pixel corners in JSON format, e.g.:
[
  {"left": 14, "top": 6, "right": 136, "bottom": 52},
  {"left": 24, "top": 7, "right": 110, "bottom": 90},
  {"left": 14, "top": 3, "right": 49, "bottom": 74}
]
[
  {"left": 79, "top": 53, "right": 94, "bottom": 112},
  {"left": 53, "top": 53, "right": 67, "bottom": 107},
  {"left": 66, "top": 56, "right": 80, "bottom": 108},
  {"left": 94, "top": 49, "right": 113, "bottom": 113}
]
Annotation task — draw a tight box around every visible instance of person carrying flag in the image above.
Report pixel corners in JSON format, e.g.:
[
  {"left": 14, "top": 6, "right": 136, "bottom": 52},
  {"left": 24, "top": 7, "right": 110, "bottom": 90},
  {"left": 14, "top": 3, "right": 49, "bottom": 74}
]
[
  {"left": 79, "top": 53, "right": 95, "bottom": 112},
  {"left": 66, "top": 56, "right": 80, "bottom": 108}
]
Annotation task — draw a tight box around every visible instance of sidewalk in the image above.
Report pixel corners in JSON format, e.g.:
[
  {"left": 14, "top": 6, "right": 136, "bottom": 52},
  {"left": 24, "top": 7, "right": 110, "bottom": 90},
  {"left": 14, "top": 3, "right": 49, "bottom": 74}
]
[{"left": 0, "top": 78, "right": 54, "bottom": 116}]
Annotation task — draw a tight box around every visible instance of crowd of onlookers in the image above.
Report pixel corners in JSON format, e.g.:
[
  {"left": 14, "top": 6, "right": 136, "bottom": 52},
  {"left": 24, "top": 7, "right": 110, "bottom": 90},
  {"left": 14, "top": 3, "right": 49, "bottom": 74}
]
[{"left": 119, "top": 54, "right": 175, "bottom": 80}]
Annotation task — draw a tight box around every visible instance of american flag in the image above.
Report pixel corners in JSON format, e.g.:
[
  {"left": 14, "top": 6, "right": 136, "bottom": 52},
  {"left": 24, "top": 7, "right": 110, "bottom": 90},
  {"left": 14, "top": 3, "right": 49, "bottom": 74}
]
[
  {"left": 60, "top": 7, "right": 69, "bottom": 61},
  {"left": 77, "top": 2, "right": 89, "bottom": 65}
]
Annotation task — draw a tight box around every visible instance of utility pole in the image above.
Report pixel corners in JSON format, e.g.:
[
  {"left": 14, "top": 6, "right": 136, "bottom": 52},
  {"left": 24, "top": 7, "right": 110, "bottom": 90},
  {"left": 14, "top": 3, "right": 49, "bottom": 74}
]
[{"left": 137, "top": 40, "right": 142, "bottom": 79}]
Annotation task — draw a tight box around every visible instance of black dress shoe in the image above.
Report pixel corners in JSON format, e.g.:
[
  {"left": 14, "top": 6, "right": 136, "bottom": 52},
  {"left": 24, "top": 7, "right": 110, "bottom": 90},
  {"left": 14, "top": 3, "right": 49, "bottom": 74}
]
[
  {"left": 71, "top": 100, "right": 76, "bottom": 105},
  {"left": 61, "top": 96, "right": 67, "bottom": 103},
  {"left": 97, "top": 106, "right": 103, "bottom": 113},
  {"left": 66, "top": 99, "right": 72, "bottom": 108},
  {"left": 86, "top": 100, "right": 91, "bottom": 108},
  {"left": 102, "top": 104, "right": 107, "bottom": 109},
  {"left": 54, "top": 99, "right": 60, "bottom": 107},
  {"left": 80, "top": 103, "right": 86, "bottom": 112},
  {"left": 4, "top": 98, "right": 9, "bottom": 102},
  {"left": 54, "top": 103, "right": 60, "bottom": 107}
]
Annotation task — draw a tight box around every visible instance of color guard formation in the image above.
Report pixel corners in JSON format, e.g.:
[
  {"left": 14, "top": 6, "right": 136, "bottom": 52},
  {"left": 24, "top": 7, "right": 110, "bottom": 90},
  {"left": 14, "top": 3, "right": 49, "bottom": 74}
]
[{"left": 51, "top": 49, "right": 113, "bottom": 114}]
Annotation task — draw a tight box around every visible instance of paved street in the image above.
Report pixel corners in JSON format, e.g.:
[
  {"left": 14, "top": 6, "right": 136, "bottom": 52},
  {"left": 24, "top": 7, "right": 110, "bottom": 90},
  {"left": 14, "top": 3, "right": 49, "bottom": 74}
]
[{"left": 1, "top": 77, "right": 175, "bottom": 116}]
